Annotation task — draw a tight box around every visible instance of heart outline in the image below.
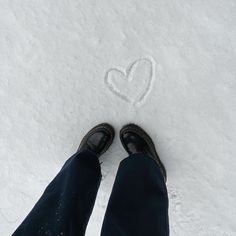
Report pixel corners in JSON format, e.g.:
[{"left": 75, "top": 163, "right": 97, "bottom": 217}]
[{"left": 104, "top": 57, "right": 155, "bottom": 107}]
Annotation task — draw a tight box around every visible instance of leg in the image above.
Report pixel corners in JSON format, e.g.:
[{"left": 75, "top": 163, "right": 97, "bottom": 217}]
[
  {"left": 13, "top": 123, "right": 115, "bottom": 236},
  {"left": 13, "top": 150, "right": 101, "bottom": 236},
  {"left": 101, "top": 153, "right": 169, "bottom": 236}
]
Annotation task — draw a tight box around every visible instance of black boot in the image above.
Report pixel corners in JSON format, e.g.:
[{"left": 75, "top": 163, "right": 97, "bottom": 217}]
[
  {"left": 78, "top": 123, "right": 115, "bottom": 157},
  {"left": 120, "top": 123, "right": 166, "bottom": 181}
]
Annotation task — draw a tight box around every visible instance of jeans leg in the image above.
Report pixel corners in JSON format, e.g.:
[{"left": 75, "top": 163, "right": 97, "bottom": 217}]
[
  {"left": 101, "top": 153, "right": 169, "bottom": 236},
  {"left": 13, "top": 150, "right": 101, "bottom": 236}
]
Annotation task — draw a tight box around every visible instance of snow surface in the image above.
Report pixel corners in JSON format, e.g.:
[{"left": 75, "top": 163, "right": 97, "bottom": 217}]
[{"left": 0, "top": 0, "right": 236, "bottom": 235}]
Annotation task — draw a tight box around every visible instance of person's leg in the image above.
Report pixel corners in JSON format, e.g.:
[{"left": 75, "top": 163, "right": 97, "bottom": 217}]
[
  {"left": 13, "top": 151, "right": 101, "bottom": 236},
  {"left": 101, "top": 153, "right": 169, "bottom": 236},
  {"left": 101, "top": 124, "right": 169, "bottom": 236},
  {"left": 13, "top": 123, "right": 115, "bottom": 236}
]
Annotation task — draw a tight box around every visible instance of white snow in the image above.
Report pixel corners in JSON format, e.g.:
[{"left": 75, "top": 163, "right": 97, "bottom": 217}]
[{"left": 0, "top": 0, "right": 236, "bottom": 235}]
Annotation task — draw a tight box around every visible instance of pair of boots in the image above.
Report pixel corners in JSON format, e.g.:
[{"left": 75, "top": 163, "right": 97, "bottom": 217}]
[
  {"left": 13, "top": 123, "right": 169, "bottom": 236},
  {"left": 79, "top": 123, "right": 166, "bottom": 180}
]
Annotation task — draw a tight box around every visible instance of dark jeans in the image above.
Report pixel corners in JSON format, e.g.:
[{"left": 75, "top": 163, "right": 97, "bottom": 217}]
[{"left": 13, "top": 151, "right": 169, "bottom": 236}]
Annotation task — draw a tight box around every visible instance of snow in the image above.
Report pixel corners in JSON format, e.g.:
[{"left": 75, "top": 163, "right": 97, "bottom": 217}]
[{"left": 0, "top": 0, "right": 236, "bottom": 235}]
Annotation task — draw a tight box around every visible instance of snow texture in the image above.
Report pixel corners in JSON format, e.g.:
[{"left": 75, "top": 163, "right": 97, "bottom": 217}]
[{"left": 0, "top": 0, "right": 236, "bottom": 235}]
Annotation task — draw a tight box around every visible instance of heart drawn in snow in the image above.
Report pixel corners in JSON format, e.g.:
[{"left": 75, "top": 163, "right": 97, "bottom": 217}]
[{"left": 104, "top": 58, "right": 155, "bottom": 107}]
